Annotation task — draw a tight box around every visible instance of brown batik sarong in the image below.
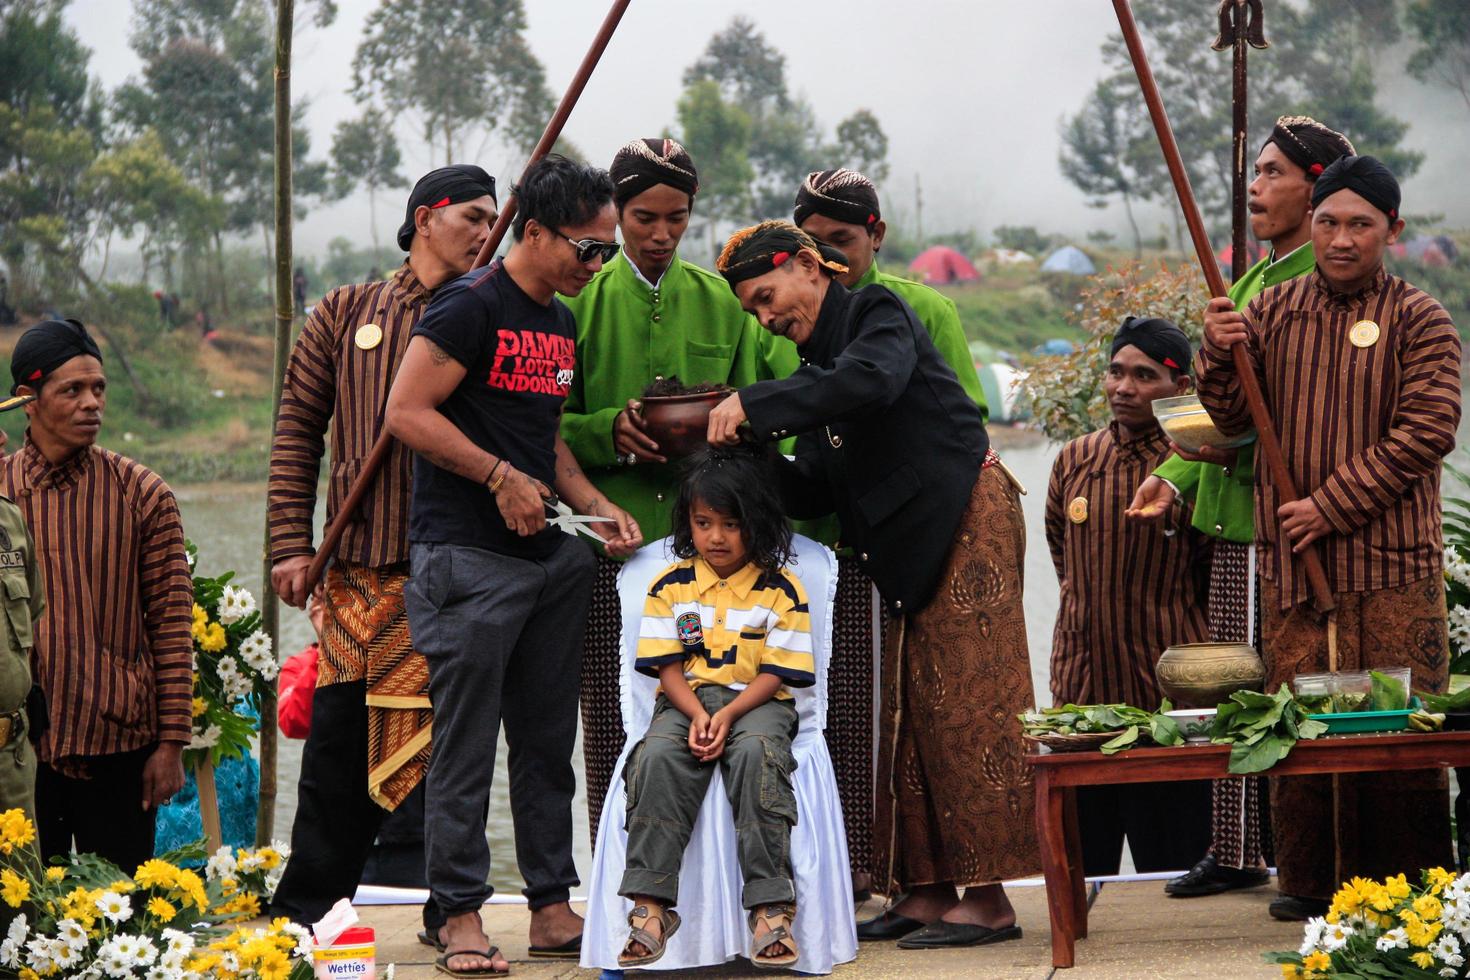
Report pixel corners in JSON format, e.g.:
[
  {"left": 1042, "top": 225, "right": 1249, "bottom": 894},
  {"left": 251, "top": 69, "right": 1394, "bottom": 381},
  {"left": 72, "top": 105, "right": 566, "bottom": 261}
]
[
  {"left": 320, "top": 561, "right": 432, "bottom": 811},
  {"left": 873, "top": 463, "right": 1040, "bottom": 891},
  {"left": 1263, "top": 573, "right": 1452, "bottom": 900}
]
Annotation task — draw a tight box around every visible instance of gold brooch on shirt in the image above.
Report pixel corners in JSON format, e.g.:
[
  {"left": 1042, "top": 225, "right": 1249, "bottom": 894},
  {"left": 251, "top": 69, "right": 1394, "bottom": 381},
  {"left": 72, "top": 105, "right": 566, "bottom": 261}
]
[
  {"left": 1068, "top": 496, "right": 1089, "bottom": 525},
  {"left": 355, "top": 323, "right": 384, "bottom": 350},
  {"left": 1349, "top": 319, "right": 1380, "bottom": 349}
]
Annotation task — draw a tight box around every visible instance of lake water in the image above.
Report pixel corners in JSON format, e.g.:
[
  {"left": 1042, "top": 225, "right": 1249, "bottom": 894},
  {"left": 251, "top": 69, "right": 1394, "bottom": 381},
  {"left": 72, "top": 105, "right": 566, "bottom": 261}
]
[{"left": 172, "top": 435, "right": 1105, "bottom": 893}]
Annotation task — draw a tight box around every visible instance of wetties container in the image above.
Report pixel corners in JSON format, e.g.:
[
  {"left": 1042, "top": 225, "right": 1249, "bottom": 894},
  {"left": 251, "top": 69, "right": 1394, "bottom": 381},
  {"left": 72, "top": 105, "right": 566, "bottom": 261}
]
[{"left": 313, "top": 925, "right": 376, "bottom": 980}]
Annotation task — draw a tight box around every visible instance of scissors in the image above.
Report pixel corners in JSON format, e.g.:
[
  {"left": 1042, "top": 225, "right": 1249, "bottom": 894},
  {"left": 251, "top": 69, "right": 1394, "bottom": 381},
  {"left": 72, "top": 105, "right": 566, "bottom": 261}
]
[{"left": 543, "top": 493, "right": 615, "bottom": 541}]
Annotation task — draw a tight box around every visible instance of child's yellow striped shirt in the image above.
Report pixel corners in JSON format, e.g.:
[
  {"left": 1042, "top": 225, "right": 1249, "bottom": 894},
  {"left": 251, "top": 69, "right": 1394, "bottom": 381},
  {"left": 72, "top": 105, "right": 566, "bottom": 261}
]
[{"left": 635, "top": 557, "right": 815, "bottom": 698}]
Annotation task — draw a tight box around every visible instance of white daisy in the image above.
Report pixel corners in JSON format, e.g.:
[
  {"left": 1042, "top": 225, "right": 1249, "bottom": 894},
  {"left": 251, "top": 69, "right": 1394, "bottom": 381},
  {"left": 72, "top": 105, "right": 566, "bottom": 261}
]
[
  {"left": 1322, "top": 920, "right": 1354, "bottom": 952},
  {"left": 1377, "top": 926, "right": 1410, "bottom": 951},
  {"left": 56, "top": 917, "right": 87, "bottom": 951},
  {"left": 205, "top": 845, "right": 237, "bottom": 881},
  {"left": 95, "top": 889, "right": 133, "bottom": 923},
  {"left": 217, "top": 585, "right": 257, "bottom": 625}
]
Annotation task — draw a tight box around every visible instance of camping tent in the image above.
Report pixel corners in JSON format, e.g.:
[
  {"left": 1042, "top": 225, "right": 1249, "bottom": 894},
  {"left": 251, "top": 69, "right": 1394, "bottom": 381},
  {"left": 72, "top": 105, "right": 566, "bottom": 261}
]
[
  {"left": 975, "top": 361, "right": 1026, "bottom": 423},
  {"left": 1041, "top": 245, "right": 1096, "bottom": 275},
  {"left": 908, "top": 246, "right": 981, "bottom": 285}
]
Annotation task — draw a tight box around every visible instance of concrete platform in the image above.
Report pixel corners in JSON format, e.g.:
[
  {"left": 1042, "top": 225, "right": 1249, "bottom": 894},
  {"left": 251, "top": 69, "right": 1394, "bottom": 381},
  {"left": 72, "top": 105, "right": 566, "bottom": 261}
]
[{"left": 346, "top": 879, "right": 1305, "bottom": 978}]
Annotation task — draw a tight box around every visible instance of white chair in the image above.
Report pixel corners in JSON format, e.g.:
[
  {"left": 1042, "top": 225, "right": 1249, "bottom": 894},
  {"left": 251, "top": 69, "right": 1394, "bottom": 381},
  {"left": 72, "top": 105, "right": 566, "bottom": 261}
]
[{"left": 581, "top": 535, "right": 858, "bottom": 975}]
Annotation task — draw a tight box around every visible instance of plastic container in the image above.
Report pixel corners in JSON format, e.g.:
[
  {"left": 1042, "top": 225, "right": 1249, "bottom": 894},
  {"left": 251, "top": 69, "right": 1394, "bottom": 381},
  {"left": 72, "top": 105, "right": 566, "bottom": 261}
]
[
  {"left": 314, "top": 926, "right": 376, "bottom": 980},
  {"left": 1309, "top": 697, "right": 1422, "bottom": 734},
  {"left": 1151, "top": 395, "right": 1256, "bottom": 454},
  {"left": 1369, "top": 667, "right": 1412, "bottom": 711},
  {"left": 1292, "top": 672, "right": 1335, "bottom": 715},
  {"left": 1332, "top": 671, "right": 1372, "bottom": 714}
]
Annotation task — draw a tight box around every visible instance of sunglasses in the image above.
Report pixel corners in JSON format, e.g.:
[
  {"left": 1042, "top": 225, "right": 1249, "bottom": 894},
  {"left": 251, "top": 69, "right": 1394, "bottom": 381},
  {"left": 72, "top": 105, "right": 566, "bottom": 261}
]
[{"left": 545, "top": 226, "right": 620, "bottom": 264}]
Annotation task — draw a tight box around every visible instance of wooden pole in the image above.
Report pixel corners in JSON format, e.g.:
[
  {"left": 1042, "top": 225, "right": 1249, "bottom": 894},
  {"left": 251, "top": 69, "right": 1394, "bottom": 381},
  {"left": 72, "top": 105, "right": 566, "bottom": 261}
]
[
  {"left": 1229, "top": 2, "right": 1249, "bottom": 281},
  {"left": 303, "top": 0, "right": 634, "bottom": 595},
  {"left": 195, "top": 761, "right": 224, "bottom": 855},
  {"left": 259, "top": 0, "right": 294, "bottom": 844},
  {"left": 1111, "top": 0, "right": 1335, "bottom": 614}
]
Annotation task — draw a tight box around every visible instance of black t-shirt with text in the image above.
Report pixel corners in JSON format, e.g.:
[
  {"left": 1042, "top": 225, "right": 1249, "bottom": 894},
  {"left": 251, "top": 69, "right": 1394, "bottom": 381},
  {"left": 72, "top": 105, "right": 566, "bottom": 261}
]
[{"left": 408, "top": 260, "right": 576, "bottom": 558}]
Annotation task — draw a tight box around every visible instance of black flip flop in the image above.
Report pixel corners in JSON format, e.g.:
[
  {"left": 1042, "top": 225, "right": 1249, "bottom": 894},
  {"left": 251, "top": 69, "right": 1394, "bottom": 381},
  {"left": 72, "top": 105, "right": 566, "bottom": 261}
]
[
  {"left": 527, "top": 934, "right": 582, "bottom": 959},
  {"left": 896, "top": 921, "right": 1023, "bottom": 949},
  {"left": 855, "top": 911, "right": 925, "bottom": 942},
  {"left": 435, "top": 946, "right": 510, "bottom": 977},
  {"left": 419, "top": 927, "right": 445, "bottom": 952}
]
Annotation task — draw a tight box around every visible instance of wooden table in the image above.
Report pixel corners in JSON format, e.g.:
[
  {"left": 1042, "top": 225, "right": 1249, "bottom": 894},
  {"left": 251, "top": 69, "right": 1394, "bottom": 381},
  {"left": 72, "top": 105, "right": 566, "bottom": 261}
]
[{"left": 1026, "top": 731, "right": 1470, "bottom": 968}]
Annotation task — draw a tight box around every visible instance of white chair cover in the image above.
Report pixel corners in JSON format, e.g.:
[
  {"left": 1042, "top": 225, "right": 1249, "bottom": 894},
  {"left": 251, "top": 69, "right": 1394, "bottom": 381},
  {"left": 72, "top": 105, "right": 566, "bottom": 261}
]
[{"left": 581, "top": 535, "right": 857, "bottom": 974}]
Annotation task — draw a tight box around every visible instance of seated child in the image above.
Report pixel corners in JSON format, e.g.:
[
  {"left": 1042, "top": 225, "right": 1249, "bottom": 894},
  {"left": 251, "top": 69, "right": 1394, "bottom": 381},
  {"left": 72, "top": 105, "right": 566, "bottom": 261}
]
[{"left": 618, "top": 445, "right": 815, "bottom": 971}]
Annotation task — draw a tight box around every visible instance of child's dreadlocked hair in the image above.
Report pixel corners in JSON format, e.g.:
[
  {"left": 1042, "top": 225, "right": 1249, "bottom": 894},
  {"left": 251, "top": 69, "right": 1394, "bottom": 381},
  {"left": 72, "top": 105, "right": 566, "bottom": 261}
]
[{"left": 670, "top": 443, "right": 795, "bottom": 574}]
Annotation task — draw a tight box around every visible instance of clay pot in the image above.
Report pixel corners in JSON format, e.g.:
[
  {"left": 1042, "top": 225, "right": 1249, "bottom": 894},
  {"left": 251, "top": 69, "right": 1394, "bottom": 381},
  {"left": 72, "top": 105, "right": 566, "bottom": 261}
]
[
  {"left": 1154, "top": 642, "right": 1266, "bottom": 708},
  {"left": 639, "top": 391, "right": 730, "bottom": 459}
]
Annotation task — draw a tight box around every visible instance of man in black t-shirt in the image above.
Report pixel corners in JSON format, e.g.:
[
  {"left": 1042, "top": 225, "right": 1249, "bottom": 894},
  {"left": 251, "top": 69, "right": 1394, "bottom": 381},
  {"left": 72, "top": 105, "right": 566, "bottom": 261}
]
[{"left": 387, "top": 155, "right": 643, "bottom": 975}]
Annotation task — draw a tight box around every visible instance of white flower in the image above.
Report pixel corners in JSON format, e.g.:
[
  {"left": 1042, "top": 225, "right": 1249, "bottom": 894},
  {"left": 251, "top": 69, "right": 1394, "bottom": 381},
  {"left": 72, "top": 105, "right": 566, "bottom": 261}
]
[
  {"left": 384, "top": 966, "right": 395, "bottom": 980},
  {"left": 1322, "top": 920, "right": 1354, "bottom": 952},
  {"left": 1436, "top": 933, "right": 1465, "bottom": 967},
  {"left": 56, "top": 918, "right": 87, "bottom": 952},
  {"left": 187, "top": 724, "right": 222, "bottom": 750},
  {"left": 1441, "top": 968, "right": 1458, "bottom": 978},
  {"left": 1300, "top": 916, "right": 1326, "bottom": 955},
  {"left": 95, "top": 889, "right": 133, "bottom": 923},
  {"left": 51, "top": 941, "right": 81, "bottom": 970},
  {"left": 146, "top": 967, "right": 185, "bottom": 980},
  {"left": 96, "top": 936, "right": 134, "bottom": 977},
  {"left": 130, "top": 935, "right": 159, "bottom": 965},
  {"left": 24, "top": 935, "right": 60, "bottom": 972},
  {"left": 217, "top": 585, "right": 257, "bottom": 625},
  {"left": 239, "top": 630, "right": 276, "bottom": 679},
  {"left": 206, "top": 845, "right": 237, "bottom": 880},
  {"left": 1378, "top": 926, "right": 1411, "bottom": 951},
  {"left": 160, "top": 929, "right": 193, "bottom": 955},
  {"left": 284, "top": 920, "right": 312, "bottom": 958}
]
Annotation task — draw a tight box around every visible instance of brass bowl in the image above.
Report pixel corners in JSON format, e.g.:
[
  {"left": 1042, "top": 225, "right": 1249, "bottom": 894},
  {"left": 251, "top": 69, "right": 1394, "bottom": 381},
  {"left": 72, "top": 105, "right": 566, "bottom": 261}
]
[
  {"left": 1155, "top": 642, "right": 1265, "bottom": 708},
  {"left": 639, "top": 391, "right": 729, "bottom": 459}
]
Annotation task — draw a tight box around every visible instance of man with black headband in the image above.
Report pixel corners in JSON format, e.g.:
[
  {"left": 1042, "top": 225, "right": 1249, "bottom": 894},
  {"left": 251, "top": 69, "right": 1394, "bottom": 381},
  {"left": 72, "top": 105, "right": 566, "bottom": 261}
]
[
  {"left": 0, "top": 319, "right": 191, "bottom": 872},
  {"left": 1198, "top": 155, "right": 1460, "bottom": 921},
  {"left": 560, "top": 138, "right": 797, "bottom": 831},
  {"left": 1130, "top": 115, "right": 1353, "bottom": 901},
  {"left": 794, "top": 168, "right": 987, "bottom": 416},
  {"left": 1047, "top": 316, "right": 1214, "bottom": 878},
  {"left": 793, "top": 164, "right": 996, "bottom": 902},
  {"left": 387, "top": 155, "right": 642, "bottom": 976},
  {"left": 266, "top": 163, "right": 496, "bottom": 937}
]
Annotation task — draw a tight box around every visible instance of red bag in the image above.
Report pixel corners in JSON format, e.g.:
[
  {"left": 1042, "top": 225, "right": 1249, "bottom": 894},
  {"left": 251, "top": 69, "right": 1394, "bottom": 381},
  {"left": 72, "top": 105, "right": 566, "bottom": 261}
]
[{"left": 277, "top": 643, "right": 319, "bottom": 739}]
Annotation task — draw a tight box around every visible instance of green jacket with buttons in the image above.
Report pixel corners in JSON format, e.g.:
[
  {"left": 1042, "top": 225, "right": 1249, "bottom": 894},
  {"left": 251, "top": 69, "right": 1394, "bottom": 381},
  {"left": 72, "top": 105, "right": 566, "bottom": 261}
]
[
  {"left": 0, "top": 495, "right": 43, "bottom": 820},
  {"left": 1152, "top": 242, "right": 1317, "bottom": 543},
  {"left": 853, "top": 264, "right": 989, "bottom": 421},
  {"left": 560, "top": 252, "right": 800, "bottom": 542}
]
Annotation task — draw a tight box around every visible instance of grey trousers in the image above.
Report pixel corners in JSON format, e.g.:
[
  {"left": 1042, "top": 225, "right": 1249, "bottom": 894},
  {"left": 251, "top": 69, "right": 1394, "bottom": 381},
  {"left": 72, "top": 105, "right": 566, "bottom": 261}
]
[
  {"left": 620, "top": 686, "right": 799, "bottom": 910},
  {"left": 405, "top": 538, "right": 595, "bottom": 914}
]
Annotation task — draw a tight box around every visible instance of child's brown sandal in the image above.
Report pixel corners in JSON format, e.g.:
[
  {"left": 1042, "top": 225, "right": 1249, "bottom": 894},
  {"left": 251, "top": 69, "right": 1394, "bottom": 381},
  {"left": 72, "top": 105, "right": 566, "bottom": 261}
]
[
  {"left": 618, "top": 904, "right": 682, "bottom": 968},
  {"left": 749, "top": 903, "right": 799, "bottom": 969}
]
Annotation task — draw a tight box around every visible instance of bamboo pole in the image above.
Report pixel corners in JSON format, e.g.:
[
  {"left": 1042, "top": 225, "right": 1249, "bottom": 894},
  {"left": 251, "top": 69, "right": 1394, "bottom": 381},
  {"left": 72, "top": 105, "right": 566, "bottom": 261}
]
[
  {"left": 303, "top": 0, "right": 635, "bottom": 595},
  {"left": 1110, "top": 0, "right": 1335, "bottom": 614},
  {"left": 258, "top": 0, "right": 294, "bottom": 845}
]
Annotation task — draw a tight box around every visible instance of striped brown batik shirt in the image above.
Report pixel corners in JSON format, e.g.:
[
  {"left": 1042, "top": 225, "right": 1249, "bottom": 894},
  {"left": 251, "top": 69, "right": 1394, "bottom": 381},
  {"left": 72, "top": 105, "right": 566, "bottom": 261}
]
[
  {"left": 1196, "top": 268, "right": 1461, "bottom": 610},
  {"left": 269, "top": 263, "right": 432, "bottom": 567},
  {"left": 0, "top": 441, "right": 193, "bottom": 762},
  {"left": 1047, "top": 422, "right": 1212, "bottom": 707}
]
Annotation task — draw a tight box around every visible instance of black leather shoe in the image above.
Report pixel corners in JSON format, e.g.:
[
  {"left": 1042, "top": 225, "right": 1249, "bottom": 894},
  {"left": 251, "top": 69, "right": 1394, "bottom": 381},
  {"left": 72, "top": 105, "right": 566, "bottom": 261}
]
[
  {"left": 1269, "top": 894, "right": 1330, "bottom": 921},
  {"left": 1164, "top": 855, "right": 1271, "bottom": 897},
  {"left": 856, "top": 911, "right": 926, "bottom": 942}
]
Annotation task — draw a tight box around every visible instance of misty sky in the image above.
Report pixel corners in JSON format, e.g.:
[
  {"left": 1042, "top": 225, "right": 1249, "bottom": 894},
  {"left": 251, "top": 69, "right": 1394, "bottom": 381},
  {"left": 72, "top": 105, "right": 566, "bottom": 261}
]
[{"left": 65, "top": 0, "right": 1470, "bottom": 256}]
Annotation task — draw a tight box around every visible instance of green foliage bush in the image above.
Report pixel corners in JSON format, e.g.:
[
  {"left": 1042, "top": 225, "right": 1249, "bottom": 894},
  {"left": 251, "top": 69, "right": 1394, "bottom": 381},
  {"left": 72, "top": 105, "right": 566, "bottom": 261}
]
[{"left": 1016, "top": 261, "right": 1207, "bottom": 443}]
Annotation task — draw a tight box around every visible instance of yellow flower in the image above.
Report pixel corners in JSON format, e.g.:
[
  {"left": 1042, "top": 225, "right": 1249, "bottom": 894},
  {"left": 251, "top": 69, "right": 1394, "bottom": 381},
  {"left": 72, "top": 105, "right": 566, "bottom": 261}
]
[
  {"left": 193, "top": 603, "right": 207, "bottom": 626},
  {"left": 107, "top": 878, "right": 135, "bottom": 893},
  {"left": 147, "top": 896, "right": 177, "bottom": 922},
  {"left": 1386, "top": 873, "right": 1412, "bottom": 901},
  {"left": 18, "top": 969, "right": 38, "bottom": 980},
  {"left": 199, "top": 622, "right": 227, "bottom": 653},
  {"left": 1412, "top": 950, "right": 1435, "bottom": 969},
  {"left": 191, "top": 697, "right": 208, "bottom": 718},
  {"left": 0, "top": 868, "right": 29, "bottom": 907},
  {"left": 0, "top": 808, "right": 36, "bottom": 855},
  {"left": 1302, "top": 950, "right": 1331, "bottom": 978},
  {"left": 1281, "top": 964, "right": 1303, "bottom": 980},
  {"left": 133, "top": 858, "right": 178, "bottom": 890},
  {"left": 254, "top": 846, "right": 282, "bottom": 870},
  {"left": 1413, "top": 894, "right": 1443, "bottom": 920},
  {"left": 175, "top": 867, "right": 207, "bottom": 910},
  {"left": 212, "top": 892, "right": 261, "bottom": 922},
  {"left": 1367, "top": 882, "right": 1395, "bottom": 912},
  {"left": 43, "top": 866, "right": 64, "bottom": 882},
  {"left": 1427, "top": 866, "right": 1456, "bottom": 895}
]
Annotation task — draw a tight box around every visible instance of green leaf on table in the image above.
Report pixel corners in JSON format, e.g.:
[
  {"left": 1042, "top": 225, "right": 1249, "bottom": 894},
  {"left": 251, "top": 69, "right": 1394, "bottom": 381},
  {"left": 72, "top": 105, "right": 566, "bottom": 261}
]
[
  {"left": 1369, "top": 670, "right": 1408, "bottom": 711},
  {"left": 1297, "top": 717, "right": 1329, "bottom": 740},
  {"left": 1229, "top": 735, "right": 1288, "bottom": 774},
  {"left": 1099, "top": 725, "right": 1140, "bottom": 754},
  {"left": 1148, "top": 713, "right": 1183, "bottom": 746}
]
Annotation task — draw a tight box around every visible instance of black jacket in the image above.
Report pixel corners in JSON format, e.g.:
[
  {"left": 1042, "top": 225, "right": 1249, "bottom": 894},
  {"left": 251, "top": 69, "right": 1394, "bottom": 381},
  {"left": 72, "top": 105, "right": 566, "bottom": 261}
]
[{"left": 741, "top": 281, "right": 987, "bottom": 612}]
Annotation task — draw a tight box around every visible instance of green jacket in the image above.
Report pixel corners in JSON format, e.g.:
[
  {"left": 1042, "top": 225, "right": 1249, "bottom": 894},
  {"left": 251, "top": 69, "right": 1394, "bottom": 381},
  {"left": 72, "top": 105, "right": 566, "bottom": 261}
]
[
  {"left": 0, "top": 495, "right": 41, "bottom": 819},
  {"left": 855, "top": 264, "right": 989, "bottom": 422},
  {"left": 1153, "top": 242, "right": 1316, "bottom": 542},
  {"left": 560, "top": 252, "right": 798, "bottom": 541}
]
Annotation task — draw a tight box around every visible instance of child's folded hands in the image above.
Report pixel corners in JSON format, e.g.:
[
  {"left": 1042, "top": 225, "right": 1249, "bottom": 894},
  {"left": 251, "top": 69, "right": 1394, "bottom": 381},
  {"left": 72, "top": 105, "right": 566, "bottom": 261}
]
[{"left": 688, "top": 710, "right": 731, "bottom": 762}]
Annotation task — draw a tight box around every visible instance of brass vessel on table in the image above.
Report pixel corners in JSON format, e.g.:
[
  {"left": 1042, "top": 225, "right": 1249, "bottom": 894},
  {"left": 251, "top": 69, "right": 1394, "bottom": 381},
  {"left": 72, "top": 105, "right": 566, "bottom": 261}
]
[{"left": 1154, "top": 642, "right": 1266, "bottom": 708}]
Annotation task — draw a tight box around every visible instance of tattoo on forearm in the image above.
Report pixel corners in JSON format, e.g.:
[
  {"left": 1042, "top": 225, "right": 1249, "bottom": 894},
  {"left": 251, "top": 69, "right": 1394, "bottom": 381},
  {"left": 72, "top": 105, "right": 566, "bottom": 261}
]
[{"left": 424, "top": 338, "right": 451, "bottom": 366}]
